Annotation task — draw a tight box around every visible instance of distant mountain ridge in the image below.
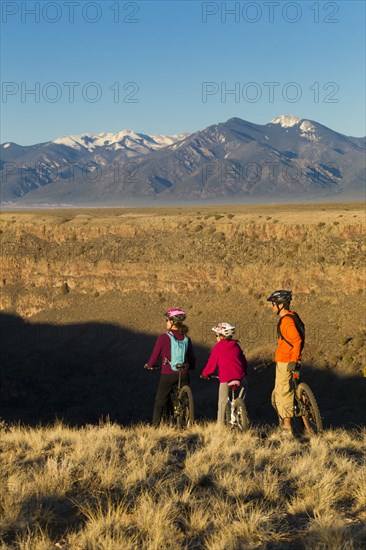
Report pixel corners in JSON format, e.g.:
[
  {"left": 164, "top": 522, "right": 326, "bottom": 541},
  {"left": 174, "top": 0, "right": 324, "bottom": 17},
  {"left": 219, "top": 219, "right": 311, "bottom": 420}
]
[
  {"left": 52, "top": 129, "right": 191, "bottom": 153},
  {"left": 1, "top": 116, "right": 365, "bottom": 205}
]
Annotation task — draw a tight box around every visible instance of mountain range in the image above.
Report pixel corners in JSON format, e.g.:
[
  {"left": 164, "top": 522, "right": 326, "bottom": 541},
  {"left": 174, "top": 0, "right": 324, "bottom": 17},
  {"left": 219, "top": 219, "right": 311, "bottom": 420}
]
[{"left": 1, "top": 115, "right": 365, "bottom": 205}]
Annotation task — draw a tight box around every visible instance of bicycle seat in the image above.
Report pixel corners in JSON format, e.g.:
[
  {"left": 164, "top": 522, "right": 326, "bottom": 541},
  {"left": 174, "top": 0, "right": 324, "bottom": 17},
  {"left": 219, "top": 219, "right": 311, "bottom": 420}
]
[
  {"left": 228, "top": 380, "right": 241, "bottom": 387},
  {"left": 175, "top": 363, "right": 189, "bottom": 370},
  {"left": 228, "top": 380, "right": 241, "bottom": 391}
]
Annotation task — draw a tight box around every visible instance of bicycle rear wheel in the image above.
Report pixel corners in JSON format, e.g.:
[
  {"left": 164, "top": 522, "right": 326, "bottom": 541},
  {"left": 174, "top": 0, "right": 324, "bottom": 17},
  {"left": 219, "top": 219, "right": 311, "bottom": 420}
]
[
  {"left": 233, "top": 398, "right": 250, "bottom": 431},
  {"left": 177, "top": 385, "right": 194, "bottom": 428},
  {"left": 297, "top": 383, "right": 322, "bottom": 434}
]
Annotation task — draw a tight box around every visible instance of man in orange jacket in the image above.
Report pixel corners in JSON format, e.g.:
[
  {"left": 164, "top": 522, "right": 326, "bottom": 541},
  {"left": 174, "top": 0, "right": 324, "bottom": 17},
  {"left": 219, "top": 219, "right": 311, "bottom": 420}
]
[{"left": 267, "top": 290, "right": 303, "bottom": 434}]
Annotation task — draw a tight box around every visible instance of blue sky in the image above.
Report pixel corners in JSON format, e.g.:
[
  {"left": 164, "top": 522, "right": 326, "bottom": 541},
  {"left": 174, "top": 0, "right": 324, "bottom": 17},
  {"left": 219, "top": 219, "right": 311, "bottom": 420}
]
[{"left": 1, "top": 0, "right": 365, "bottom": 144}]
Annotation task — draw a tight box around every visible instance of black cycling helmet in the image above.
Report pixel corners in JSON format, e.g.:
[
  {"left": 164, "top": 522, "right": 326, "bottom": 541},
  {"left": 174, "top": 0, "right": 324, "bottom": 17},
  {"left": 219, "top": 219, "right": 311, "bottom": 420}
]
[
  {"left": 267, "top": 290, "right": 292, "bottom": 314},
  {"left": 266, "top": 290, "right": 292, "bottom": 304}
]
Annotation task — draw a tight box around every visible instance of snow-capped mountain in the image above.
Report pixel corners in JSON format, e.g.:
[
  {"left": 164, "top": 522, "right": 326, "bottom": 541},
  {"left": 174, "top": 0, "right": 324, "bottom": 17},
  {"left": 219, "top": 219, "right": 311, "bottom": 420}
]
[
  {"left": 51, "top": 130, "right": 190, "bottom": 153},
  {"left": 271, "top": 114, "right": 302, "bottom": 127},
  {"left": 270, "top": 115, "right": 320, "bottom": 141},
  {"left": 1, "top": 116, "right": 365, "bottom": 205}
]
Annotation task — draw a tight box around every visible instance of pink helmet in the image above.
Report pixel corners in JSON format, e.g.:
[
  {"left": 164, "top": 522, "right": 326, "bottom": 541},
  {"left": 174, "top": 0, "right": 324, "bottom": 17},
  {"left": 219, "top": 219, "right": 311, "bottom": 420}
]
[{"left": 164, "top": 308, "right": 187, "bottom": 321}]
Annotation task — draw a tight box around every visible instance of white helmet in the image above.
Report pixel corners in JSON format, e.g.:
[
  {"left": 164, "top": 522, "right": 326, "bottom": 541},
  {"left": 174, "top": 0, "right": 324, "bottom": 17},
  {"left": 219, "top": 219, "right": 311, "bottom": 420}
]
[{"left": 212, "top": 322, "right": 236, "bottom": 338}]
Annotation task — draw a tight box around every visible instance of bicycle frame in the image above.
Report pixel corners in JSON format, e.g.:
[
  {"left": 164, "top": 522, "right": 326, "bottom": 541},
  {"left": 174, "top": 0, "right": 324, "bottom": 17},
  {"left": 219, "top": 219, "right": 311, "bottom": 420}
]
[
  {"left": 203, "top": 376, "right": 249, "bottom": 429},
  {"left": 227, "top": 383, "right": 248, "bottom": 429},
  {"left": 144, "top": 363, "right": 194, "bottom": 428},
  {"left": 166, "top": 366, "right": 194, "bottom": 428},
  {"left": 274, "top": 369, "right": 322, "bottom": 434},
  {"left": 228, "top": 385, "right": 243, "bottom": 420},
  {"left": 256, "top": 362, "right": 322, "bottom": 434}
]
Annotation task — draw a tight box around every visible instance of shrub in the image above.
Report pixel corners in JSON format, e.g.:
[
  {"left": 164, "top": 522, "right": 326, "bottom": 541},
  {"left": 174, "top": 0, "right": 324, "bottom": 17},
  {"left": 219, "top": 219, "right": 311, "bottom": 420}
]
[
  {"left": 61, "top": 282, "right": 70, "bottom": 294},
  {"left": 60, "top": 216, "right": 72, "bottom": 224}
]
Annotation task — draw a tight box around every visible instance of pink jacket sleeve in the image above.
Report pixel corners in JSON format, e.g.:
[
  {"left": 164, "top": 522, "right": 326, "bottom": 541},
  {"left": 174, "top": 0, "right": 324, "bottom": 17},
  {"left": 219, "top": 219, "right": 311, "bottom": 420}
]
[
  {"left": 146, "top": 334, "right": 164, "bottom": 367},
  {"left": 201, "top": 346, "right": 219, "bottom": 377}
]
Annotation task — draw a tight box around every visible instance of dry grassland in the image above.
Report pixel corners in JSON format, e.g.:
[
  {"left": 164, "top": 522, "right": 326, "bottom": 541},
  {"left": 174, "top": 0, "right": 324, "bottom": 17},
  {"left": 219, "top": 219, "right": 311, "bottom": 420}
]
[{"left": 0, "top": 421, "right": 365, "bottom": 550}]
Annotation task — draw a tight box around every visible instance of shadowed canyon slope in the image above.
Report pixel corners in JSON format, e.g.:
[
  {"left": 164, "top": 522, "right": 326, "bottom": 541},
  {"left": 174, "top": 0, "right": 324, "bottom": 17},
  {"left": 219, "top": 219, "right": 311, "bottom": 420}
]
[{"left": 0, "top": 203, "right": 365, "bottom": 425}]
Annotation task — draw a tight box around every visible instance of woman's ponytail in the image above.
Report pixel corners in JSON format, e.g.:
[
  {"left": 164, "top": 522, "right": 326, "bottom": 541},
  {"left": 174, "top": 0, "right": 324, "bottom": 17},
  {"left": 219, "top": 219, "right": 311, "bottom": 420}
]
[{"left": 174, "top": 321, "right": 189, "bottom": 336}]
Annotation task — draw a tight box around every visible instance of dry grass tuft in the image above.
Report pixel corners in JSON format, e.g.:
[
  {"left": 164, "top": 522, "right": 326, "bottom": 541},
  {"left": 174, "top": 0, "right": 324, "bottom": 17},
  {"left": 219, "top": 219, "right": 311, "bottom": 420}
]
[{"left": 0, "top": 421, "right": 365, "bottom": 549}]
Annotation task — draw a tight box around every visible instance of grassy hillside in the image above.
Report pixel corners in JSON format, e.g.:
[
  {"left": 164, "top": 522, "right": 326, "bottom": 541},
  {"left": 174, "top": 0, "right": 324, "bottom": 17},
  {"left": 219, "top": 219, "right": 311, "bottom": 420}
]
[{"left": 0, "top": 422, "right": 365, "bottom": 549}]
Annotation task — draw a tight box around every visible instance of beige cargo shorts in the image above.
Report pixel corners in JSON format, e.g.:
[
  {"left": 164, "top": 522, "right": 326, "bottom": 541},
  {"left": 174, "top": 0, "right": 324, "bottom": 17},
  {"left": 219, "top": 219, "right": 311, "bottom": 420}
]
[{"left": 274, "top": 362, "right": 294, "bottom": 418}]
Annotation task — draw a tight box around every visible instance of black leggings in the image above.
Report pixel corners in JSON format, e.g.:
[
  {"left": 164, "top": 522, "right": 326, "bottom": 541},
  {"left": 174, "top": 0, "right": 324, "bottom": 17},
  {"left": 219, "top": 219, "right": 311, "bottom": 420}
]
[{"left": 152, "top": 373, "right": 189, "bottom": 426}]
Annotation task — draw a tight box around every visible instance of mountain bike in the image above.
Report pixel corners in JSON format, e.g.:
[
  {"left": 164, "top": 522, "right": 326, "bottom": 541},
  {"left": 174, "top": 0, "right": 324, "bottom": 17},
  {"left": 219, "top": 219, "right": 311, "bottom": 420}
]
[
  {"left": 255, "top": 363, "right": 322, "bottom": 435},
  {"left": 144, "top": 364, "right": 194, "bottom": 428},
  {"left": 202, "top": 375, "right": 249, "bottom": 430}
]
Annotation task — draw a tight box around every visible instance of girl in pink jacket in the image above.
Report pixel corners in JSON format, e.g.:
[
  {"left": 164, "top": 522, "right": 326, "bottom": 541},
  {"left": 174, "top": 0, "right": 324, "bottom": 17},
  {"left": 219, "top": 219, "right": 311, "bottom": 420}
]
[{"left": 201, "top": 323, "right": 248, "bottom": 424}]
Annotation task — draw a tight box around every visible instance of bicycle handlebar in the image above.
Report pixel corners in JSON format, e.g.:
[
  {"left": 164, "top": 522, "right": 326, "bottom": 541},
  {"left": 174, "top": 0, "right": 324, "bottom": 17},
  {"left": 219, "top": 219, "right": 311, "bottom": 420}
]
[
  {"left": 144, "top": 364, "right": 190, "bottom": 371},
  {"left": 144, "top": 364, "right": 160, "bottom": 371}
]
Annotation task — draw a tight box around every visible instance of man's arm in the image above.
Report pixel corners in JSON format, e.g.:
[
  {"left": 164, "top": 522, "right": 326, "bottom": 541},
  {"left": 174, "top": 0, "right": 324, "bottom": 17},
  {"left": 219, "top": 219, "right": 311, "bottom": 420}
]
[{"left": 281, "top": 317, "right": 302, "bottom": 362}]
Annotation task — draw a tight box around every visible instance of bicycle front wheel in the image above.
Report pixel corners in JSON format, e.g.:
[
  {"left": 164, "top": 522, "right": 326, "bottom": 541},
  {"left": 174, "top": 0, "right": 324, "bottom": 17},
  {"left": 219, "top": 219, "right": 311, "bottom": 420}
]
[
  {"left": 297, "top": 382, "right": 322, "bottom": 434},
  {"left": 177, "top": 385, "right": 194, "bottom": 428},
  {"left": 233, "top": 398, "right": 250, "bottom": 431}
]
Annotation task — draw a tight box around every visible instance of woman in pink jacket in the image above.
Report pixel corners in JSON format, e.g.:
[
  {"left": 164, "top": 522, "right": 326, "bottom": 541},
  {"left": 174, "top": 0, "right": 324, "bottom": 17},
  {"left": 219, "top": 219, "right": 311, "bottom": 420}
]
[{"left": 201, "top": 322, "right": 248, "bottom": 424}]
